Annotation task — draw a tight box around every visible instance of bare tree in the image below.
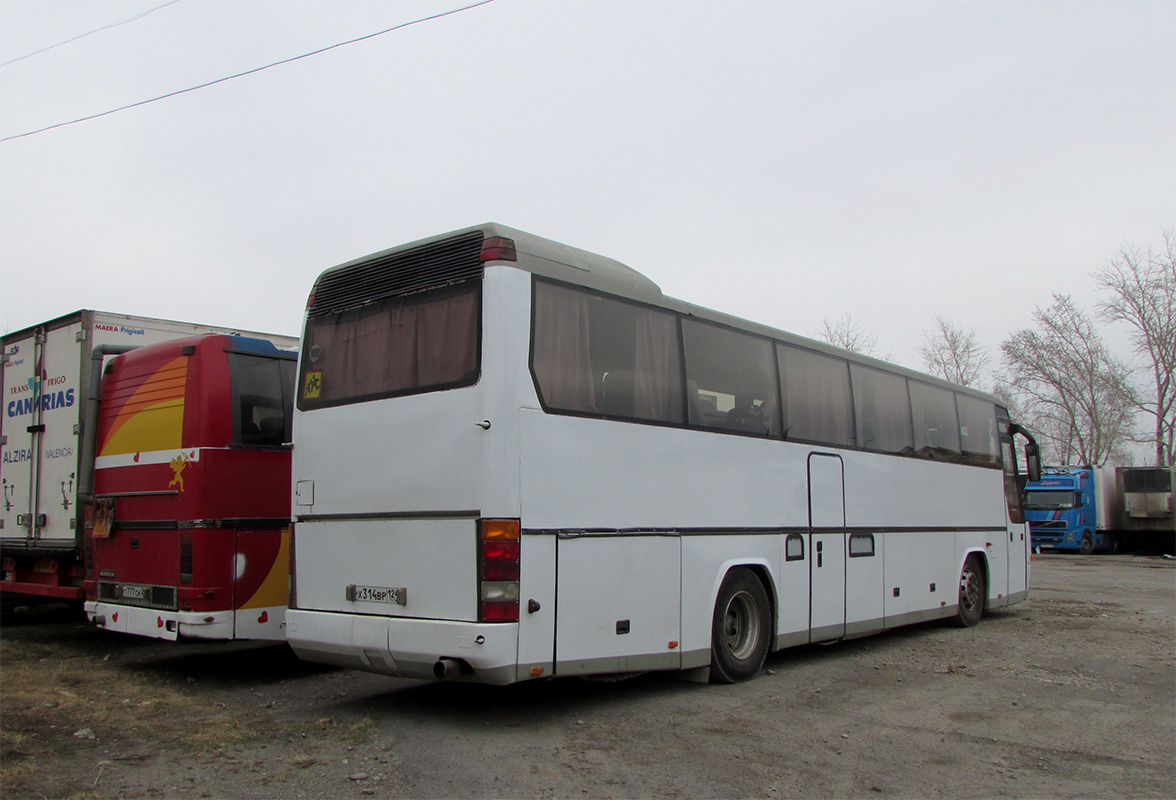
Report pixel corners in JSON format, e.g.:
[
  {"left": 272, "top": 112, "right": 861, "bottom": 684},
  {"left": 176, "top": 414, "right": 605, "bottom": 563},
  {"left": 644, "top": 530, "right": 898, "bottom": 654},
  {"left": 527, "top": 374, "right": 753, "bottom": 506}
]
[
  {"left": 1093, "top": 232, "right": 1176, "bottom": 466},
  {"left": 918, "top": 316, "right": 990, "bottom": 387},
  {"left": 818, "top": 313, "right": 886, "bottom": 357},
  {"left": 1000, "top": 294, "right": 1136, "bottom": 465}
]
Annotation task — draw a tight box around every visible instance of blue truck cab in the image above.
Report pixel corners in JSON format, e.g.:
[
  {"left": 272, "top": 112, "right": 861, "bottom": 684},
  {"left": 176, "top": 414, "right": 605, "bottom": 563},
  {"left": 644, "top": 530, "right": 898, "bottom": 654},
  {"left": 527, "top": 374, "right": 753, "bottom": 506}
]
[{"left": 1024, "top": 466, "right": 1117, "bottom": 554}]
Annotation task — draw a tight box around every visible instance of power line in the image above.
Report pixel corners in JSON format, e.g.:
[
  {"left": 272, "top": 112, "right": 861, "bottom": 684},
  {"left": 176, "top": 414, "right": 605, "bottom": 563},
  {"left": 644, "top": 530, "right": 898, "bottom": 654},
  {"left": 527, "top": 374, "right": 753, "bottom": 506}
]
[
  {"left": 1, "top": 0, "right": 184, "bottom": 67},
  {"left": 1, "top": 0, "right": 497, "bottom": 143}
]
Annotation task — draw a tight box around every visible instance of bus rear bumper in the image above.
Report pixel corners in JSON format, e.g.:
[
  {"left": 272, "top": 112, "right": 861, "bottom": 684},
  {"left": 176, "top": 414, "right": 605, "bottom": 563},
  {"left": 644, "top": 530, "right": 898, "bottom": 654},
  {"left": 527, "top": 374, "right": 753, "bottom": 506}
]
[
  {"left": 285, "top": 609, "right": 520, "bottom": 685},
  {"left": 85, "top": 601, "right": 233, "bottom": 641}
]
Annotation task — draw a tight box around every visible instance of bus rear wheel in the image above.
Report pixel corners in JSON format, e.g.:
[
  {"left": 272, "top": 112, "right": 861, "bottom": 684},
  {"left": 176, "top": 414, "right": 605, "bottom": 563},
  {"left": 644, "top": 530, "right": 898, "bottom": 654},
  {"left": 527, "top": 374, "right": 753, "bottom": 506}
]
[
  {"left": 952, "top": 555, "right": 985, "bottom": 628},
  {"left": 710, "top": 567, "right": 770, "bottom": 683}
]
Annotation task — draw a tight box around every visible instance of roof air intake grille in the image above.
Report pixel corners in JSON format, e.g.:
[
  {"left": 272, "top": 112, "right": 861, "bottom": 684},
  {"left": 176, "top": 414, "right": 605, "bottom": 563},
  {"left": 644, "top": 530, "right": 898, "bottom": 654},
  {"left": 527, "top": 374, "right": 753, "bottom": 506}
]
[{"left": 310, "top": 231, "right": 485, "bottom": 316}]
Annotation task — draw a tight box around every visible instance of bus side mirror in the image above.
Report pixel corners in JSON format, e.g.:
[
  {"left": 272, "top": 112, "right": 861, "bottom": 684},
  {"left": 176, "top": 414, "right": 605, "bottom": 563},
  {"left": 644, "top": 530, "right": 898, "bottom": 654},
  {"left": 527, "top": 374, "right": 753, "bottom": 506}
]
[{"left": 1025, "top": 442, "right": 1041, "bottom": 483}]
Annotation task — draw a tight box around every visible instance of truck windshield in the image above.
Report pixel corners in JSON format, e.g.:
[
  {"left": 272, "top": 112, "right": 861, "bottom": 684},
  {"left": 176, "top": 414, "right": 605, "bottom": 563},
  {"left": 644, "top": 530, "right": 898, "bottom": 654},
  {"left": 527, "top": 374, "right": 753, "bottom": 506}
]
[
  {"left": 298, "top": 280, "right": 481, "bottom": 410},
  {"left": 1024, "top": 490, "right": 1075, "bottom": 510}
]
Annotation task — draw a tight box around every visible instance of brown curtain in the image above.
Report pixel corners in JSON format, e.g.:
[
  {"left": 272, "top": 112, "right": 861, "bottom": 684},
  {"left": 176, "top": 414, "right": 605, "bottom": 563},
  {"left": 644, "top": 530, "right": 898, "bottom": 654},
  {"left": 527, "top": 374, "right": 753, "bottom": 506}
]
[
  {"left": 633, "top": 311, "right": 683, "bottom": 423},
  {"left": 307, "top": 283, "right": 479, "bottom": 403},
  {"left": 532, "top": 282, "right": 596, "bottom": 412}
]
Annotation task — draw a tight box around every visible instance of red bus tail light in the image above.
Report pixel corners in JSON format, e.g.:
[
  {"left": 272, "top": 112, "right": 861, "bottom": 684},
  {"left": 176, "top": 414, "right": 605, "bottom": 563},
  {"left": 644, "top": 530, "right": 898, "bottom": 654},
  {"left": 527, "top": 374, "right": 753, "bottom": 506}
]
[
  {"left": 479, "top": 237, "right": 517, "bottom": 263},
  {"left": 481, "top": 540, "right": 520, "bottom": 563},
  {"left": 479, "top": 519, "right": 520, "bottom": 623}
]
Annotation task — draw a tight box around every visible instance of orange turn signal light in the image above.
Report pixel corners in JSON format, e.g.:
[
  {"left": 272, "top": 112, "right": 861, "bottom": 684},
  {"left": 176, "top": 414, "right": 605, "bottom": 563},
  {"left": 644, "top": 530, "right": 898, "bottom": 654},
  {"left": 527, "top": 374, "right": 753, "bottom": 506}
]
[{"left": 481, "top": 519, "right": 520, "bottom": 540}]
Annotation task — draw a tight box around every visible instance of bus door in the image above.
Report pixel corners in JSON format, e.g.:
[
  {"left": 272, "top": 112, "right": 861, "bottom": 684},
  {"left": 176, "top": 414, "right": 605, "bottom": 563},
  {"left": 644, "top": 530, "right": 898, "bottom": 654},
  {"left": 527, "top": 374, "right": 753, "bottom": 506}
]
[
  {"left": 808, "top": 453, "right": 846, "bottom": 642},
  {"left": 999, "top": 437, "right": 1023, "bottom": 598}
]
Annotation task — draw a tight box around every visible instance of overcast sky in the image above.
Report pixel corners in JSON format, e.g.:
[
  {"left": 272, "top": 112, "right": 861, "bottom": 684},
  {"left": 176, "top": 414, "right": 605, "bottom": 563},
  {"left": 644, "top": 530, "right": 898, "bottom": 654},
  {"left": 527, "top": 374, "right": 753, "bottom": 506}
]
[{"left": 1, "top": 0, "right": 1172, "bottom": 375}]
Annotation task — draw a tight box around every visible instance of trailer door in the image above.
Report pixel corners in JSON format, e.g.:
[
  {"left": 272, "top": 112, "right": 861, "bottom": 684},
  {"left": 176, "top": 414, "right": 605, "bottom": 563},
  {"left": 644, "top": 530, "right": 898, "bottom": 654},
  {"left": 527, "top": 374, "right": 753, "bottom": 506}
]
[{"left": 1, "top": 320, "right": 85, "bottom": 550}]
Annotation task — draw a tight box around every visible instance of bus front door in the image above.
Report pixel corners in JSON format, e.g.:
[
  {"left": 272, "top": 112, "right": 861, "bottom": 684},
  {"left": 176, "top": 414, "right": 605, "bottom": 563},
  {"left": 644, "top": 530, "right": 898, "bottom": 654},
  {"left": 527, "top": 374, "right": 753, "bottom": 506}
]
[{"left": 808, "top": 453, "right": 846, "bottom": 642}]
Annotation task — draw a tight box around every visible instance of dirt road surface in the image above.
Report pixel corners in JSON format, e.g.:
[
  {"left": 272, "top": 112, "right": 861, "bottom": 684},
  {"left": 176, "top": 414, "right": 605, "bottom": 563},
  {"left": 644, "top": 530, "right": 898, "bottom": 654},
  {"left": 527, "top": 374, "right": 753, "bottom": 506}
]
[{"left": 2, "top": 553, "right": 1173, "bottom": 799}]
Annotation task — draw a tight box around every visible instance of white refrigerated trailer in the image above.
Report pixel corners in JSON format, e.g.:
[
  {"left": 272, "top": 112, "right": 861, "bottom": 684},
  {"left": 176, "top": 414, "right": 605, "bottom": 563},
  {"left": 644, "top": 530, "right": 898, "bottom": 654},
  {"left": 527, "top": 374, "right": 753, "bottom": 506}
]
[{"left": 1114, "top": 466, "right": 1176, "bottom": 552}]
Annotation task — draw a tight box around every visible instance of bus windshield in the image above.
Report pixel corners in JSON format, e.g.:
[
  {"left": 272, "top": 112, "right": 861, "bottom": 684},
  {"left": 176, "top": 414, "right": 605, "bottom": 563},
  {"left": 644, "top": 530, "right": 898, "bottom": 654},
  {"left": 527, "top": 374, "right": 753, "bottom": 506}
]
[
  {"left": 1024, "top": 490, "right": 1075, "bottom": 510},
  {"left": 298, "top": 281, "right": 481, "bottom": 410}
]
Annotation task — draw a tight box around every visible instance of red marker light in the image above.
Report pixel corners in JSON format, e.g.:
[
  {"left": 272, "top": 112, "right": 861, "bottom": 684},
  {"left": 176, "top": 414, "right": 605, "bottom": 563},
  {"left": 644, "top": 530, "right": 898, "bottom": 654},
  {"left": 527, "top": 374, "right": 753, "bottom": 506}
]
[{"left": 480, "top": 237, "right": 517, "bottom": 263}]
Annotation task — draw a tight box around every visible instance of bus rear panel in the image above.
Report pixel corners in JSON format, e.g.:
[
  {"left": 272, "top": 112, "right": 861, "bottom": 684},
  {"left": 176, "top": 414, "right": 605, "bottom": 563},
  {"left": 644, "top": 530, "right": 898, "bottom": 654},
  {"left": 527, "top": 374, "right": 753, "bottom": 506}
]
[{"left": 84, "top": 335, "right": 295, "bottom": 640}]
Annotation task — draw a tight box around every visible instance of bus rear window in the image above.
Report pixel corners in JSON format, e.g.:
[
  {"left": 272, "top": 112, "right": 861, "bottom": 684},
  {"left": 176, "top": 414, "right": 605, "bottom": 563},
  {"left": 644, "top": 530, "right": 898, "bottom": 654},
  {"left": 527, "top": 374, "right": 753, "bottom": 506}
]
[
  {"left": 228, "top": 353, "right": 296, "bottom": 446},
  {"left": 298, "top": 281, "right": 481, "bottom": 410}
]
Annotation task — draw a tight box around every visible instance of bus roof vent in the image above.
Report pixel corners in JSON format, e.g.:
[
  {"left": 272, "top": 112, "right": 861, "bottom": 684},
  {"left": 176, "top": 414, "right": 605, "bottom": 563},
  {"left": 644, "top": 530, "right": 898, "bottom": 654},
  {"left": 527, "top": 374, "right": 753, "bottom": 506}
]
[{"left": 310, "top": 231, "right": 484, "bottom": 316}]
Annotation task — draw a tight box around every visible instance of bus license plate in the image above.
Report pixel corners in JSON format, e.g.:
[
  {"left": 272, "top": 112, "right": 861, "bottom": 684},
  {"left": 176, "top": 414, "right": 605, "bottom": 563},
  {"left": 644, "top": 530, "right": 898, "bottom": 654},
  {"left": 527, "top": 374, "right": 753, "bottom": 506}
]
[
  {"left": 347, "top": 584, "right": 407, "bottom": 605},
  {"left": 121, "top": 585, "right": 147, "bottom": 600}
]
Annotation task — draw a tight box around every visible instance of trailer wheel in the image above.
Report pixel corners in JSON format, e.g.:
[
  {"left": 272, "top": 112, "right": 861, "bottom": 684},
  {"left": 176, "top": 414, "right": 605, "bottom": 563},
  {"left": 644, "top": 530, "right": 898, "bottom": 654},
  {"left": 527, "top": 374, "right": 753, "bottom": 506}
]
[
  {"left": 709, "top": 567, "right": 770, "bottom": 684},
  {"left": 1079, "top": 532, "right": 1094, "bottom": 555},
  {"left": 952, "top": 555, "right": 985, "bottom": 628}
]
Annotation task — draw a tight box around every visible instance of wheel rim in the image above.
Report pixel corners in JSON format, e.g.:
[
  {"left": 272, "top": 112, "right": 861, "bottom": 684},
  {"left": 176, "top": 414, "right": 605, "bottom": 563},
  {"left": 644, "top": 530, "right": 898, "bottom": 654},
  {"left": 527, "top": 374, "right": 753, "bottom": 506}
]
[
  {"left": 959, "top": 567, "right": 980, "bottom": 614},
  {"left": 723, "top": 590, "right": 761, "bottom": 660}
]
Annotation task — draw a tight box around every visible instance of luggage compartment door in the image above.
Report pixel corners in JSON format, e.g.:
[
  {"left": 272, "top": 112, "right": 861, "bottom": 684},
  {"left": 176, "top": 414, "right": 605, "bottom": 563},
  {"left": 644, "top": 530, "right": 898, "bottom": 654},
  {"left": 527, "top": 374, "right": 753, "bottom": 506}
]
[{"left": 555, "top": 534, "right": 681, "bottom": 676}]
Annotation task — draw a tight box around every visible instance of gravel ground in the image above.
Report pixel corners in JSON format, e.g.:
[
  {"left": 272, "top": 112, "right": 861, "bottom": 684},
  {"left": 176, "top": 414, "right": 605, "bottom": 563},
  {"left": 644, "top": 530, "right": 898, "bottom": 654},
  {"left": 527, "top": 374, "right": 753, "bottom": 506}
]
[{"left": 2, "top": 552, "right": 1173, "bottom": 799}]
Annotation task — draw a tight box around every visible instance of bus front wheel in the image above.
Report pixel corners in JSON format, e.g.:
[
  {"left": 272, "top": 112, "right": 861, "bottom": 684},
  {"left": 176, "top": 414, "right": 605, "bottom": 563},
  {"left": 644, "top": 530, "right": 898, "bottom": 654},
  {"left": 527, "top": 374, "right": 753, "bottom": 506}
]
[
  {"left": 952, "top": 555, "right": 986, "bottom": 628},
  {"left": 709, "top": 567, "right": 770, "bottom": 683},
  {"left": 1079, "top": 532, "right": 1095, "bottom": 555}
]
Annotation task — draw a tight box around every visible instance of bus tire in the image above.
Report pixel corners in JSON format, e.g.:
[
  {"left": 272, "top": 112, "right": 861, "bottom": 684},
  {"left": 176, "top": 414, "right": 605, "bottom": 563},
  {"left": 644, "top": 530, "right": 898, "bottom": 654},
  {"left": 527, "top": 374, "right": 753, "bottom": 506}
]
[
  {"left": 709, "top": 567, "right": 770, "bottom": 684},
  {"left": 952, "top": 555, "right": 985, "bottom": 628},
  {"left": 1079, "top": 532, "right": 1094, "bottom": 556}
]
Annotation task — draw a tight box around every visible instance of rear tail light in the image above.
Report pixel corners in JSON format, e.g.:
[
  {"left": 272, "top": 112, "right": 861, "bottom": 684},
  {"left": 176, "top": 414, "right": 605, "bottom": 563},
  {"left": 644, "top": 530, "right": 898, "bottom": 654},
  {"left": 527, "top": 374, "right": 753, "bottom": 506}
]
[
  {"left": 479, "top": 237, "right": 517, "bottom": 263},
  {"left": 479, "top": 519, "right": 520, "bottom": 623}
]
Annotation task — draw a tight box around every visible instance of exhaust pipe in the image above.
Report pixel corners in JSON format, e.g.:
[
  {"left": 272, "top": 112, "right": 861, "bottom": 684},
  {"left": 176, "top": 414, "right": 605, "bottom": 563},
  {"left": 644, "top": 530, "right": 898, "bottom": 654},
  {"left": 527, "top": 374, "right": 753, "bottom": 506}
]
[
  {"left": 433, "top": 658, "right": 462, "bottom": 679},
  {"left": 78, "top": 344, "right": 138, "bottom": 505}
]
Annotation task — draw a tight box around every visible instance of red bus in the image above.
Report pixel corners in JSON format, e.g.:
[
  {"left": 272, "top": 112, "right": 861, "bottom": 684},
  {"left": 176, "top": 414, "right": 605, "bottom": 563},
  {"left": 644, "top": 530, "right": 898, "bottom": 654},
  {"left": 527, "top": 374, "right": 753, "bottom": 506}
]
[{"left": 83, "top": 335, "right": 295, "bottom": 640}]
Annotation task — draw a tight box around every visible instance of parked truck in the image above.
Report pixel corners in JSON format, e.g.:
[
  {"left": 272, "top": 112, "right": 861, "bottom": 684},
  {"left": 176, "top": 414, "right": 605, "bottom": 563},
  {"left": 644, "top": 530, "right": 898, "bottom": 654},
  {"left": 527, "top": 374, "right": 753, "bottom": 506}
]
[
  {"left": 1114, "top": 466, "right": 1176, "bottom": 552},
  {"left": 1023, "top": 466, "right": 1119, "bottom": 554},
  {"left": 1, "top": 310, "right": 296, "bottom": 600}
]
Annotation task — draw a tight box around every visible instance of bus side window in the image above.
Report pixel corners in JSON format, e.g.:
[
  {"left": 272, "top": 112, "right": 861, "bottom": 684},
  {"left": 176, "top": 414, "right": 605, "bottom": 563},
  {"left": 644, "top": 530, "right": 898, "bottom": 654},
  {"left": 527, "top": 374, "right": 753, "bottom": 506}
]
[
  {"left": 850, "top": 364, "right": 913, "bottom": 455},
  {"left": 958, "top": 395, "right": 1000, "bottom": 467},
  {"left": 681, "top": 319, "right": 780, "bottom": 437},
  {"left": 777, "top": 344, "right": 853, "bottom": 447},
  {"left": 532, "top": 280, "right": 684, "bottom": 425},
  {"left": 910, "top": 380, "right": 962, "bottom": 460}
]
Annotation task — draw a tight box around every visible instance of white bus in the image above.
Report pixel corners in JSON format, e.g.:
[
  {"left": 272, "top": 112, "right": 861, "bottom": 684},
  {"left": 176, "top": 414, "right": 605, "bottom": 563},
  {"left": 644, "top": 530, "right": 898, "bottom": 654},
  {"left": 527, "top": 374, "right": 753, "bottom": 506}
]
[{"left": 285, "top": 224, "right": 1041, "bottom": 685}]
